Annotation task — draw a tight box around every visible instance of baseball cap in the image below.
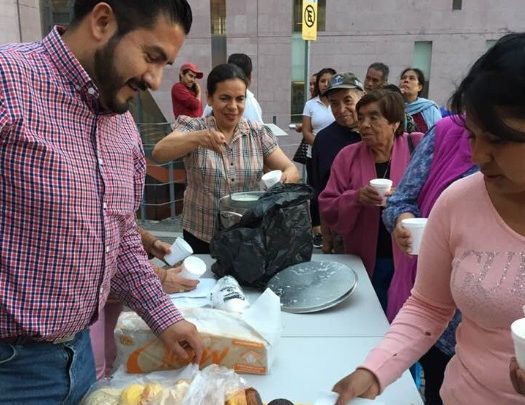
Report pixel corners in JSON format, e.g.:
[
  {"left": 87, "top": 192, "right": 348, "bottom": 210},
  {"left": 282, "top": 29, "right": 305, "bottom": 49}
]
[
  {"left": 325, "top": 72, "right": 364, "bottom": 95},
  {"left": 180, "top": 62, "right": 203, "bottom": 79}
]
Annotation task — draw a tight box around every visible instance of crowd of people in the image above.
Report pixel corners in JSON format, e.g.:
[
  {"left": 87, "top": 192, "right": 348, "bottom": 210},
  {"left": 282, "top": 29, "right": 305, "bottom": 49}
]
[{"left": 0, "top": 0, "right": 524, "bottom": 404}]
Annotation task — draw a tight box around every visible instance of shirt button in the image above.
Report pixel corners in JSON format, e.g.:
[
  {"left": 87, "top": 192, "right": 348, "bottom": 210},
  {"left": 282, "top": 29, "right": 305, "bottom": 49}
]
[
  {"left": 98, "top": 158, "right": 104, "bottom": 166},
  {"left": 88, "top": 88, "right": 96, "bottom": 95},
  {"left": 105, "top": 246, "right": 110, "bottom": 253},
  {"left": 103, "top": 202, "right": 108, "bottom": 210}
]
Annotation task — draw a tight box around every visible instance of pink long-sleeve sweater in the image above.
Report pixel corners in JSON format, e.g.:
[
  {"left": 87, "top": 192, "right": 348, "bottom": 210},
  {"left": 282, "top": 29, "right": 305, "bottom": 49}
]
[{"left": 360, "top": 172, "right": 525, "bottom": 404}]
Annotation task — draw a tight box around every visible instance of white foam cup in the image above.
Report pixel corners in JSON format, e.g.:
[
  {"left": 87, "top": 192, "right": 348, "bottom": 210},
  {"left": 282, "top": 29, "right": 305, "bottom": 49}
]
[
  {"left": 401, "top": 218, "right": 428, "bottom": 255},
  {"left": 369, "top": 178, "right": 393, "bottom": 205},
  {"left": 164, "top": 238, "right": 193, "bottom": 266},
  {"left": 180, "top": 256, "right": 207, "bottom": 280},
  {"left": 511, "top": 318, "right": 525, "bottom": 368},
  {"left": 261, "top": 170, "right": 283, "bottom": 189}
]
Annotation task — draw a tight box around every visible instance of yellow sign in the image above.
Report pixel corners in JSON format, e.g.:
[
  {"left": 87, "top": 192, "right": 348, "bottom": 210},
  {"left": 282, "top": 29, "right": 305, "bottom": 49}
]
[{"left": 302, "top": 0, "right": 318, "bottom": 41}]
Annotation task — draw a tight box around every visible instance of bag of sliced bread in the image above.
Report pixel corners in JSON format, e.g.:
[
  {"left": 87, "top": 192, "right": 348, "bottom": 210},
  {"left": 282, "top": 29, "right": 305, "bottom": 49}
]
[{"left": 114, "top": 306, "right": 275, "bottom": 375}]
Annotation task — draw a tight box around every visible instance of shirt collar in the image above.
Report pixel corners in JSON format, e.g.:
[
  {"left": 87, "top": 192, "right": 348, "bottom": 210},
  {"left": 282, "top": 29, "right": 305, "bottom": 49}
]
[{"left": 42, "top": 26, "right": 101, "bottom": 104}]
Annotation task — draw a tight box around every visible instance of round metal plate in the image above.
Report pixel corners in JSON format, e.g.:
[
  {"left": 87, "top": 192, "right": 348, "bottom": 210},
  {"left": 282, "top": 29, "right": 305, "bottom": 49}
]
[{"left": 267, "top": 261, "right": 358, "bottom": 313}]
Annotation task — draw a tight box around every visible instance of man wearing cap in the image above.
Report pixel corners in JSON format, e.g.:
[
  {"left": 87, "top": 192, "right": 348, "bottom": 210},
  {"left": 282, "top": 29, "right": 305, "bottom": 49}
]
[
  {"left": 311, "top": 72, "right": 364, "bottom": 253},
  {"left": 171, "top": 62, "right": 204, "bottom": 118}
]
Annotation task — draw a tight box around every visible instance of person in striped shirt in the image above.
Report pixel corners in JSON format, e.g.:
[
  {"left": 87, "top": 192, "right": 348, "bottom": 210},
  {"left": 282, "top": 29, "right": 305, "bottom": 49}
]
[{"left": 0, "top": 1, "right": 203, "bottom": 403}]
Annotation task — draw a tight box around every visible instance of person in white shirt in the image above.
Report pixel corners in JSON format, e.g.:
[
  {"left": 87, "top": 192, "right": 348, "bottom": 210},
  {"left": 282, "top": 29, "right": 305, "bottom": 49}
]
[
  {"left": 301, "top": 67, "right": 336, "bottom": 247},
  {"left": 203, "top": 53, "right": 263, "bottom": 123}
]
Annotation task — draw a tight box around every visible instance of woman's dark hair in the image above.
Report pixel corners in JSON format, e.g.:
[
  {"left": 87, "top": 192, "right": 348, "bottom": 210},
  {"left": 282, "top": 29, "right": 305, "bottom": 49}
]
[
  {"left": 72, "top": 0, "right": 192, "bottom": 36},
  {"left": 450, "top": 32, "right": 525, "bottom": 142},
  {"left": 315, "top": 67, "right": 337, "bottom": 97},
  {"left": 206, "top": 63, "right": 249, "bottom": 96},
  {"left": 400, "top": 67, "right": 425, "bottom": 96},
  {"left": 356, "top": 89, "right": 406, "bottom": 136}
]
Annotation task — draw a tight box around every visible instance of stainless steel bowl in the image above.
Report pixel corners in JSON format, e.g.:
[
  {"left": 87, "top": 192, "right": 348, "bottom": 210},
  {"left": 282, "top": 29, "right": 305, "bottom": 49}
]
[{"left": 218, "top": 191, "right": 264, "bottom": 228}]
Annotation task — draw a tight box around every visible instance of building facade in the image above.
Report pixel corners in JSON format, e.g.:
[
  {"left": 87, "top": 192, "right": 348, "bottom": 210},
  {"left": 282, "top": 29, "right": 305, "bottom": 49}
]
[{"left": 2, "top": 0, "right": 524, "bottom": 128}]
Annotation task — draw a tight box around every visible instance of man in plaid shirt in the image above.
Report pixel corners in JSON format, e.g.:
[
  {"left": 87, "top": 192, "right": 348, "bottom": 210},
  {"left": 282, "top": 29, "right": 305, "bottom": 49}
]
[{"left": 0, "top": 1, "right": 203, "bottom": 403}]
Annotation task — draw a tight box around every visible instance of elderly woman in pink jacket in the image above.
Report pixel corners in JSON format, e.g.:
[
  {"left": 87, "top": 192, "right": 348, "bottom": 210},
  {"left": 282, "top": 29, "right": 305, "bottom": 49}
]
[{"left": 319, "top": 89, "right": 422, "bottom": 312}]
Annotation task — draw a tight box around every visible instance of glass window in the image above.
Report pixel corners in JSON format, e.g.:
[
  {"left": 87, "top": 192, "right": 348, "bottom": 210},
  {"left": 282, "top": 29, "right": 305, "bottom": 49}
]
[
  {"left": 486, "top": 39, "right": 497, "bottom": 49},
  {"left": 293, "top": 0, "right": 326, "bottom": 33},
  {"left": 210, "top": 0, "right": 226, "bottom": 35},
  {"left": 413, "top": 41, "right": 433, "bottom": 98},
  {"left": 452, "top": 0, "right": 462, "bottom": 10},
  {"left": 290, "top": 33, "right": 308, "bottom": 122},
  {"left": 210, "top": 0, "right": 227, "bottom": 67},
  {"left": 40, "top": 0, "right": 74, "bottom": 36}
]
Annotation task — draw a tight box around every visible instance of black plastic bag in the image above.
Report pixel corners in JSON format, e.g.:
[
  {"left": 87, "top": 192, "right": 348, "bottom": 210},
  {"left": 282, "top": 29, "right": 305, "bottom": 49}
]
[{"left": 210, "top": 183, "right": 315, "bottom": 289}]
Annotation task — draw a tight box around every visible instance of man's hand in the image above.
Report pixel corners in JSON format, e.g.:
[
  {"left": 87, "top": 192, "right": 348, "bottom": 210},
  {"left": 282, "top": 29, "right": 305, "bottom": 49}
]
[
  {"left": 158, "top": 320, "right": 203, "bottom": 365},
  {"left": 333, "top": 369, "right": 380, "bottom": 405},
  {"left": 510, "top": 357, "right": 525, "bottom": 395},
  {"left": 194, "top": 81, "right": 201, "bottom": 98},
  {"left": 358, "top": 185, "right": 383, "bottom": 206},
  {"left": 162, "top": 267, "right": 199, "bottom": 294},
  {"left": 149, "top": 239, "right": 171, "bottom": 260},
  {"left": 393, "top": 213, "right": 415, "bottom": 254}
]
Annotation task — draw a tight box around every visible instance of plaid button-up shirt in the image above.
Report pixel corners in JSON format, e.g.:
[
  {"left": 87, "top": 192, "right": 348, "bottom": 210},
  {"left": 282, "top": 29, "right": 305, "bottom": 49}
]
[
  {"left": 175, "top": 115, "right": 278, "bottom": 242},
  {"left": 0, "top": 27, "right": 182, "bottom": 341}
]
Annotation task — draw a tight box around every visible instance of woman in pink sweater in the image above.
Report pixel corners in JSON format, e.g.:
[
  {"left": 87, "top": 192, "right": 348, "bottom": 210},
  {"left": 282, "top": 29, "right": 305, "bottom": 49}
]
[
  {"left": 332, "top": 33, "right": 525, "bottom": 405},
  {"left": 319, "top": 89, "right": 422, "bottom": 312}
]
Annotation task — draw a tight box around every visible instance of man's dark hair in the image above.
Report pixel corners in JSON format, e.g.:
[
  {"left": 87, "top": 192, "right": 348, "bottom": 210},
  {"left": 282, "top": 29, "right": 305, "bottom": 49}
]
[
  {"left": 227, "top": 53, "right": 253, "bottom": 80},
  {"left": 382, "top": 84, "right": 402, "bottom": 94},
  {"left": 72, "top": 0, "right": 192, "bottom": 36},
  {"left": 368, "top": 62, "right": 390, "bottom": 82}
]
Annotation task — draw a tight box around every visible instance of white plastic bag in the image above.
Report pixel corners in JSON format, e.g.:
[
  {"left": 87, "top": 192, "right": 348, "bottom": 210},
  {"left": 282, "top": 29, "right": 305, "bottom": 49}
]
[
  {"left": 182, "top": 364, "right": 247, "bottom": 405},
  {"left": 80, "top": 365, "right": 198, "bottom": 405}
]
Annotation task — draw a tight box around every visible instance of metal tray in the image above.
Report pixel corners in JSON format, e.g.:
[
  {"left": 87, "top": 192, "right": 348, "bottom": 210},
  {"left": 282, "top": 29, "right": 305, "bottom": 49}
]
[{"left": 267, "top": 261, "right": 358, "bottom": 313}]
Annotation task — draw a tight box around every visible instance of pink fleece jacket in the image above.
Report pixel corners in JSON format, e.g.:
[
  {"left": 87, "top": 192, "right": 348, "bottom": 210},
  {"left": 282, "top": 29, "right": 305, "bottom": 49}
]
[
  {"left": 318, "top": 133, "right": 422, "bottom": 276},
  {"left": 361, "top": 173, "right": 525, "bottom": 404}
]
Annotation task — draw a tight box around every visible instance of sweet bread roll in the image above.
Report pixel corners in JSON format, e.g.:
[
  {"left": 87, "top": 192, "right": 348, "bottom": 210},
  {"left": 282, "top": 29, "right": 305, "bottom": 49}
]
[{"left": 120, "top": 384, "right": 144, "bottom": 405}]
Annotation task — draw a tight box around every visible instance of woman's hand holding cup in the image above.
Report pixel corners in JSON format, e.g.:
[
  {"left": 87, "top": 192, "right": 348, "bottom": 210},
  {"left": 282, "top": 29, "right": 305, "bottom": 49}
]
[
  {"left": 359, "top": 185, "right": 384, "bottom": 206},
  {"left": 393, "top": 212, "right": 416, "bottom": 254}
]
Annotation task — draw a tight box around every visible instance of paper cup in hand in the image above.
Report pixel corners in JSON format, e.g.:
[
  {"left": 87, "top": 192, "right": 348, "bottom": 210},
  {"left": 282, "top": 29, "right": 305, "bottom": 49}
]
[
  {"left": 511, "top": 318, "right": 525, "bottom": 368},
  {"left": 164, "top": 238, "right": 193, "bottom": 266},
  {"left": 261, "top": 170, "right": 282, "bottom": 189},
  {"left": 401, "top": 218, "right": 428, "bottom": 255},
  {"left": 180, "top": 256, "right": 207, "bottom": 280},
  {"left": 370, "top": 178, "right": 393, "bottom": 205}
]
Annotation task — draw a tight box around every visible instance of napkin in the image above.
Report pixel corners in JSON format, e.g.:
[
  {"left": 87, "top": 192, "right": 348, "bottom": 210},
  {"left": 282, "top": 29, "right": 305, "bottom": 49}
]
[
  {"left": 241, "top": 288, "right": 282, "bottom": 346},
  {"left": 314, "top": 391, "right": 385, "bottom": 405},
  {"left": 170, "top": 278, "right": 217, "bottom": 299},
  {"left": 169, "top": 278, "right": 217, "bottom": 308}
]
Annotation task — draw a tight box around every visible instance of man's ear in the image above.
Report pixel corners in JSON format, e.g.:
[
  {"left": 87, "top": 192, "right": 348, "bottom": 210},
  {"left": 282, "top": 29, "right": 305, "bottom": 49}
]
[{"left": 88, "top": 2, "right": 118, "bottom": 42}]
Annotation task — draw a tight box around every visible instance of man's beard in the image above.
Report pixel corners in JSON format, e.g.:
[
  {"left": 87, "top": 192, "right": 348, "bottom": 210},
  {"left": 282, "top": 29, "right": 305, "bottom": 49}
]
[{"left": 93, "top": 36, "right": 147, "bottom": 114}]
